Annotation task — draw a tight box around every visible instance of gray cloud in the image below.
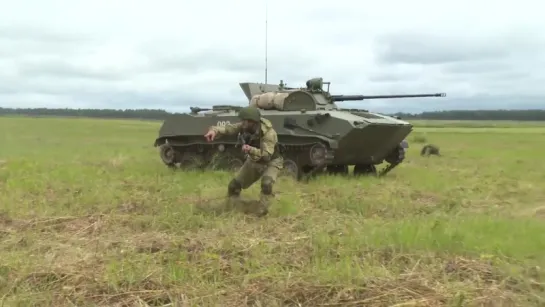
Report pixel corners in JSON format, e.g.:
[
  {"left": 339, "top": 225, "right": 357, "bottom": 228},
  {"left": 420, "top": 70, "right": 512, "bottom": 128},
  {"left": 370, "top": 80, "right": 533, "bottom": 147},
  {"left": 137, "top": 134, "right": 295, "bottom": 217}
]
[
  {"left": 0, "top": 25, "right": 84, "bottom": 43},
  {"left": 376, "top": 37, "right": 499, "bottom": 65},
  {"left": 372, "top": 30, "right": 542, "bottom": 65},
  {"left": 0, "top": 0, "right": 544, "bottom": 113},
  {"left": 142, "top": 46, "right": 315, "bottom": 79},
  {"left": 17, "top": 58, "right": 125, "bottom": 80}
]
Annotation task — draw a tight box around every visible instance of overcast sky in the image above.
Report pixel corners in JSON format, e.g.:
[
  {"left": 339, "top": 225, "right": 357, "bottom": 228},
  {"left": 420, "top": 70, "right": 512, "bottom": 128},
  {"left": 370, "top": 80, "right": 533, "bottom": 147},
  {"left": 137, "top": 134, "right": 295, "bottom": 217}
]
[{"left": 1, "top": 0, "right": 544, "bottom": 113}]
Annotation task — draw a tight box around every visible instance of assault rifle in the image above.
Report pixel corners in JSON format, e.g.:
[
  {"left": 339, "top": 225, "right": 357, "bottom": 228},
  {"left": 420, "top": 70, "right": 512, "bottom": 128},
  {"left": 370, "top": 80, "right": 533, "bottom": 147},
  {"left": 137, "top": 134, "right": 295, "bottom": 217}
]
[{"left": 236, "top": 132, "right": 250, "bottom": 159}]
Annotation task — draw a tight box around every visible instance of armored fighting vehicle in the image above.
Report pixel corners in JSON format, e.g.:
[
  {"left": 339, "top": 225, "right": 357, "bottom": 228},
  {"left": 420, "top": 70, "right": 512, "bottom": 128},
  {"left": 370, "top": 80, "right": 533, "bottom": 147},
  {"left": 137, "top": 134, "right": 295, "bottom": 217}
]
[{"left": 154, "top": 77, "right": 446, "bottom": 180}]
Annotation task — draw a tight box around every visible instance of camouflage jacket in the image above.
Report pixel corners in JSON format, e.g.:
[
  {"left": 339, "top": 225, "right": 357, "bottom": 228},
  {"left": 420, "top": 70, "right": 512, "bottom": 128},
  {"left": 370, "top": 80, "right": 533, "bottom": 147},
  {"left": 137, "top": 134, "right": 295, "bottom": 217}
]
[{"left": 209, "top": 118, "right": 281, "bottom": 164}]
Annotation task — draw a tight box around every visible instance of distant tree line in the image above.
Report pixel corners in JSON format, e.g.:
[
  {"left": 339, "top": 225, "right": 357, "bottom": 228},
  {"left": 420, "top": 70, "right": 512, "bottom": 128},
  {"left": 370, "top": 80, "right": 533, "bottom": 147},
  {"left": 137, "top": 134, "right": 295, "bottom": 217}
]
[
  {"left": 390, "top": 109, "right": 545, "bottom": 121},
  {"left": 0, "top": 108, "right": 176, "bottom": 120},
  {"left": 0, "top": 107, "right": 544, "bottom": 121}
]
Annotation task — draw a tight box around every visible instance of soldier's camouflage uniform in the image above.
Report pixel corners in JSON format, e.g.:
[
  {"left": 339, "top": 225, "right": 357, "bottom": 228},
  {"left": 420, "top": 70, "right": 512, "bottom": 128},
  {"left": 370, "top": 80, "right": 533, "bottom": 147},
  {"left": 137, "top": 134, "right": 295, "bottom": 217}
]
[{"left": 208, "top": 108, "right": 283, "bottom": 216}]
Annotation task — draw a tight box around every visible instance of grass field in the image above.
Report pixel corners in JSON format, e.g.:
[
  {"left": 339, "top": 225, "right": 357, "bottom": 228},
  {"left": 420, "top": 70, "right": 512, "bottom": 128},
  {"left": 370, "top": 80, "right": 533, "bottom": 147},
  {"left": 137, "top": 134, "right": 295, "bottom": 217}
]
[{"left": 1, "top": 116, "right": 545, "bottom": 306}]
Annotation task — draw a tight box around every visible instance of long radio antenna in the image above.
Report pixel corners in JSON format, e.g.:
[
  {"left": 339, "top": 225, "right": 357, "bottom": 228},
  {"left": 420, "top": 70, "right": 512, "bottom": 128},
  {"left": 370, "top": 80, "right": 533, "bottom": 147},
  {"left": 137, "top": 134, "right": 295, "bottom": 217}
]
[{"left": 264, "top": 0, "right": 268, "bottom": 85}]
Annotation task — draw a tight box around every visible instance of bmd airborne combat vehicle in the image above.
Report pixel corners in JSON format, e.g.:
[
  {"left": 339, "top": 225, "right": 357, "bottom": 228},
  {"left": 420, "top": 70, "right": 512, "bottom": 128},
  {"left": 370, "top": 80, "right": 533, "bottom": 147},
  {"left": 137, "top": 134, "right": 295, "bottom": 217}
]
[{"left": 154, "top": 77, "right": 446, "bottom": 180}]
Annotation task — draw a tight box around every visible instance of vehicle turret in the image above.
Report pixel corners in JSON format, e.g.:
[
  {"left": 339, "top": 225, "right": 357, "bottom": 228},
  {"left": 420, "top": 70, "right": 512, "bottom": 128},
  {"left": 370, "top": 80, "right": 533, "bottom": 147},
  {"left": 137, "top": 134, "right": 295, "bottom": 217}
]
[{"left": 239, "top": 77, "right": 446, "bottom": 112}]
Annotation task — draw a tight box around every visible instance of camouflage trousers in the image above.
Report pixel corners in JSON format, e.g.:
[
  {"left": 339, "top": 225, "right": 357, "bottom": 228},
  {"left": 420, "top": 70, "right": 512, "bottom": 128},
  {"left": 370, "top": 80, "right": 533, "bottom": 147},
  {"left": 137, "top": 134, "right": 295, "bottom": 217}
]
[{"left": 227, "top": 156, "right": 283, "bottom": 216}]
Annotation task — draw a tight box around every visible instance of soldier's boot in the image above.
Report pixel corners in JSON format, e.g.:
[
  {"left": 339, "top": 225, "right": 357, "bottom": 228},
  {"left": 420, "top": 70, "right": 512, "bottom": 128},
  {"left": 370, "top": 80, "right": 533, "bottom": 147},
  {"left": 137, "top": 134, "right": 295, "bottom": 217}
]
[
  {"left": 255, "top": 176, "right": 274, "bottom": 217},
  {"left": 225, "top": 178, "right": 242, "bottom": 212}
]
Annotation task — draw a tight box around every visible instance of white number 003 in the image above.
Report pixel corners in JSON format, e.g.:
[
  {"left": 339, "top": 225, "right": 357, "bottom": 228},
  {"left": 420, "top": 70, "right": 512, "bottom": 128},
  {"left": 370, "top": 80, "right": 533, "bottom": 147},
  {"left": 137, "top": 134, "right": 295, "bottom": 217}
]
[{"left": 216, "top": 121, "right": 231, "bottom": 126}]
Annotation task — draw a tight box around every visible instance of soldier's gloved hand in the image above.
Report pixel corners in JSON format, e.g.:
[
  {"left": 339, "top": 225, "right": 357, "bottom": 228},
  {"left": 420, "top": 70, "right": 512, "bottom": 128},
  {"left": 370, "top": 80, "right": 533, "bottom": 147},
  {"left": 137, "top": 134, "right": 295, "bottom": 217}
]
[
  {"left": 204, "top": 130, "right": 216, "bottom": 142},
  {"left": 241, "top": 144, "right": 252, "bottom": 153}
]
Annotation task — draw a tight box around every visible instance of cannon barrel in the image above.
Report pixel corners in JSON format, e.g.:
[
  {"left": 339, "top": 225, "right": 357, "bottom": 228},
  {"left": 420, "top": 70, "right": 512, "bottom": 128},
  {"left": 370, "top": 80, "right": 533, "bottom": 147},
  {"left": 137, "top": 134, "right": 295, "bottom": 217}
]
[
  {"left": 331, "top": 93, "right": 446, "bottom": 102},
  {"left": 190, "top": 106, "right": 212, "bottom": 113}
]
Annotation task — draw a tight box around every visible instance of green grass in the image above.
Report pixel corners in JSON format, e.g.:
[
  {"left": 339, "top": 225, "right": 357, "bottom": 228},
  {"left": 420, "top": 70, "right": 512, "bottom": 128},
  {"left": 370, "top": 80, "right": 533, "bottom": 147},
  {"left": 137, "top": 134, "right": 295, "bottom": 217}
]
[{"left": 1, "top": 116, "right": 545, "bottom": 306}]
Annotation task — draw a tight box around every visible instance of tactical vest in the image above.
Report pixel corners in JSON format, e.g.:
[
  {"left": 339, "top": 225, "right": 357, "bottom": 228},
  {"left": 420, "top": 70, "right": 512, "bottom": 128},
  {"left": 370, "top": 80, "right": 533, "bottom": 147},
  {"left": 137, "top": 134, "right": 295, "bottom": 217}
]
[{"left": 243, "top": 125, "right": 281, "bottom": 162}]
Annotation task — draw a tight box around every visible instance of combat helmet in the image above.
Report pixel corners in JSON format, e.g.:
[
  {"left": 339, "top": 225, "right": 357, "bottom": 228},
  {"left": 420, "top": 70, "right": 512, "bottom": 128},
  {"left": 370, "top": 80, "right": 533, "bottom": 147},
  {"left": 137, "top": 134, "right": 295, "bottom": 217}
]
[{"left": 238, "top": 106, "right": 261, "bottom": 122}]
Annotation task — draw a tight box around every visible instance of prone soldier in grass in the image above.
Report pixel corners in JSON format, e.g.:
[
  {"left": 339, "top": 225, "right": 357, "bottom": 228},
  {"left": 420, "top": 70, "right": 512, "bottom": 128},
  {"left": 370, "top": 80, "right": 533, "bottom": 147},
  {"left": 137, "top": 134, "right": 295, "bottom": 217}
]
[
  {"left": 420, "top": 144, "right": 441, "bottom": 156},
  {"left": 204, "top": 106, "right": 283, "bottom": 217}
]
